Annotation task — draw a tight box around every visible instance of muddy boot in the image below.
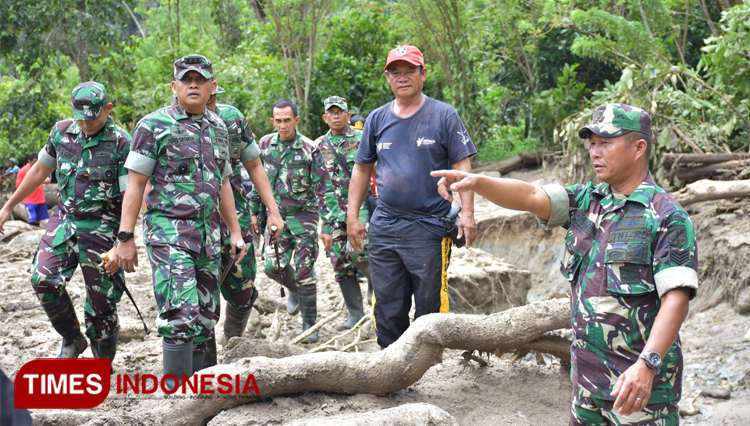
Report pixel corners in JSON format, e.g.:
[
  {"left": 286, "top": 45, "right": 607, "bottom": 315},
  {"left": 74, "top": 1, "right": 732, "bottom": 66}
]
[
  {"left": 90, "top": 327, "right": 119, "bottom": 373},
  {"left": 40, "top": 291, "right": 87, "bottom": 359},
  {"left": 281, "top": 265, "right": 300, "bottom": 316},
  {"left": 335, "top": 277, "right": 364, "bottom": 331},
  {"left": 223, "top": 305, "right": 252, "bottom": 339},
  {"left": 361, "top": 267, "right": 374, "bottom": 306},
  {"left": 299, "top": 284, "right": 318, "bottom": 344},
  {"left": 162, "top": 340, "right": 192, "bottom": 391},
  {"left": 202, "top": 335, "right": 217, "bottom": 369}
]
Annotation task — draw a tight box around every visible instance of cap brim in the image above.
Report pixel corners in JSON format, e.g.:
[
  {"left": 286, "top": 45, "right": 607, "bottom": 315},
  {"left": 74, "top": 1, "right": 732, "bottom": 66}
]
[
  {"left": 578, "top": 125, "right": 631, "bottom": 139},
  {"left": 175, "top": 69, "right": 213, "bottom": 79},
  {"left": 326, "top": 103, "right": 348, "bottom": 112},
  {"left": 384, "top": 58, "right": 424, "bottom": 71},
  {"left": 73, "top": 107, "right": 104, "bottom": 121}
]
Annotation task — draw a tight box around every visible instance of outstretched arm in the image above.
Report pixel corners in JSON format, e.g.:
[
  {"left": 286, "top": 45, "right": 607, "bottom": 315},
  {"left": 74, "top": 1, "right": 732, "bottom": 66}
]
[{"left": 430, "top": 170, "right": 552, "bottom": 220}]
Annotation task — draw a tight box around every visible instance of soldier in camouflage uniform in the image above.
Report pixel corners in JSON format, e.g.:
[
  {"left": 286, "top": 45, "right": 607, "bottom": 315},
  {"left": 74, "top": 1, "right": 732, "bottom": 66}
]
[
  {"left": 316, "top": 96, "right": 372, "bottom": 330},
  {"left": 0, "top": 82, "right": 130, "bottom": 366},
  {"left": 248, "top": 98, "right": 328, "bottom": 343},
  {"left": 433, "top": 104, "right": 698, "bottom": 426},
  {"left": 111, "top": 55, "right": 247, "bottom": 390},
  {"left": 202, "top": 86, "right": 283, "bottom": 368}
]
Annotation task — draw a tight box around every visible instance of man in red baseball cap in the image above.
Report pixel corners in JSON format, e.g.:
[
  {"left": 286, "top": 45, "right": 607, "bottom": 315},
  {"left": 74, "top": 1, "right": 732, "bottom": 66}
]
[{"left": 345, "top": 44, "right": 477, "bottom": 351}]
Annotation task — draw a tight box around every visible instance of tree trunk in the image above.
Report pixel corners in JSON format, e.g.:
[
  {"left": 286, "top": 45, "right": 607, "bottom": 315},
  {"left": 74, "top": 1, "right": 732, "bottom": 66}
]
[
  {"left": 83, "top": 299, "right": 570, "bottom": 426},
  {"left": 675, "top": 159, "right": 750, "bottom": 181},
  {"left": 473, "top": 152, "right": 542, "bottom": 174}
]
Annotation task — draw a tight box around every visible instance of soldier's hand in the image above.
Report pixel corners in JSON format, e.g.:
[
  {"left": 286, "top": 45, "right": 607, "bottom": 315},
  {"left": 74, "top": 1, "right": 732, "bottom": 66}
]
[
  {"left": 347, "top": 217, "right": 366, "bottom": 254},
  {"left": 231, "top": 235, "right": 248, "bottom": 263},
  {"left": 267, "top": 214, "right": 284, "bottom": 242},
  {"left": 320, "top": 234, "right": 333, "bottom": 252},
  {"left": 114, "top": 239, "right": 138, "bottom": 273},
  {"left": 430, "top": 170, "right": 476, "bottom": 202},
  {"left": 100, "top": 247, "right": 121, "bottom": 274},
  {"left": 458, "top": 212, "right": 477, "bottom": 249},
  {"left": 610, "top": 360, "right": 656, "bottom": 416},
  {"left": 251, "top": 214, "right": 260, "bottom": 236},
  {"left": 0, "top": 207, "right": 10, "bottom": 235}
]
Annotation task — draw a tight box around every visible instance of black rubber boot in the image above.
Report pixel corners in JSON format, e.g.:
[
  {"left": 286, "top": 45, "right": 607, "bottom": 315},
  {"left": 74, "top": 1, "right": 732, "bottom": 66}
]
[
  {"left": 361, "top": 267, "right": 374, "bottom": 306},
  {"left": 192, "top": 351, "right": 205, "bottom": 375},
  {"left": 40, "top": 291, "right": 88, "bottom": 359},
  {"left": 281, "top": 265, "right": 300, "bottom": 316},
  {"left": 162, "top": 340, "right": 192, "bottom": 391},
  {"left": 90, "top": 327, "right": 119, "bottom": 373},
  {"left": 335, "top": 277, "right": 364, "bottom": 331},
  {"left": 223, "top": 304, "right": 253, "bottom": 339},
  {"left": 299, "top": 284, "right": 318, "bottom": 344},
  {"left": 202, "top": 335, "right": 217, "bottom": 369}
]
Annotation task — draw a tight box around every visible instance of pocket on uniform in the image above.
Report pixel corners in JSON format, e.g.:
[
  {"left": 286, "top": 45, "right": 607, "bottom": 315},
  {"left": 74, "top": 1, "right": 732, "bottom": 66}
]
[
  {"left": 289, "top": 165, "right": 311, "bottom": 193},
  {"left": 87, "top": 165, "right": 119, "bottom": 200},
  {"left": 604, "top": 241, "right": 655, "bottom": 295},
  {"left": 164, "top": 153, "right": 197, "bottom": 183}
]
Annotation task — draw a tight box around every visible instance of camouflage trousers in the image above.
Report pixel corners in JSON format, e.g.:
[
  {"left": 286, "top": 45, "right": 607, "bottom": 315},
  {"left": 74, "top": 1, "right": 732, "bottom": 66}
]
[
  {"left": 263, "top": 209, "right": 318, "bottom": 287},
  {"left": 570, "top": 390, "right": 679, "bottom": 426},
  {"left": 219, "top": 241, "right": 256, "bottom": 311},
  {"left": 31, "top": 232, "right": 124, "bottom": 340},
  {"left": 146, "top": 243, "right": 220, "bottom": 350},
  {"left": 327, "top": 220, "right": 369, "bottom": 282}
]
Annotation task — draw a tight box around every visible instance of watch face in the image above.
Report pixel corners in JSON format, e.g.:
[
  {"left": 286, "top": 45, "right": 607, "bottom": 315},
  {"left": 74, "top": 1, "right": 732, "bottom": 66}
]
[{"left": 647, "top": 352, "right": 661, "bottom": 366}]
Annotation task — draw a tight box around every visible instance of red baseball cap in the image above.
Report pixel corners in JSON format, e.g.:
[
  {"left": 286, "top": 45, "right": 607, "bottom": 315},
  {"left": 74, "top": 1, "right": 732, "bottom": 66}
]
[{"left": 384, "top": 45, "right": 425, "bottom": 70}]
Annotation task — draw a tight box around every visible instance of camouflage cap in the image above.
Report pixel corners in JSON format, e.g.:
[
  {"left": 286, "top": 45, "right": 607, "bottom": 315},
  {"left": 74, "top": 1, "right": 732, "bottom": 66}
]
[
  {"left": 215, "top": 85, "right": 226, "bottom": 94},
  {"left": 578, "top": 103, "right": 652, "bottom": 139},
  {"left": 71, "top": 81, "right": 108, "bottom": 121},
  {"left": 174, "top": 54, "right": 214, "bottom": 79},
  {"left": 324, "top": 96, "right": 348, "bottom": 112},
  {"left": 350, "top": 114, "right": 365, "bottom": 130}
]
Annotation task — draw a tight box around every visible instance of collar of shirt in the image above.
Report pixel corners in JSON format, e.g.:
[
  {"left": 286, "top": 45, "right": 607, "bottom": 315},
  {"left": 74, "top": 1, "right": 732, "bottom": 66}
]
[
  {"left": 593, "top": 172, "right": 656, "bottom": 209},
  {"left": 273, "top": 131, "right": 303, "bottom": 149}
]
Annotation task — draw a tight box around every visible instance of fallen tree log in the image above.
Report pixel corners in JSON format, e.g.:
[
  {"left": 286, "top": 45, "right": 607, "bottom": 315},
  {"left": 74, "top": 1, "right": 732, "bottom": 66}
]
[
  {"left": 286, "top": 402, "right": 458, "bottom": 426},
  {"left": 673, "top": 179, "right": 750, "bottom": 207},
  {"left": 473, "top": 152, "right": 542, "bottom": 174},
  {"left": 675, "top": 159, "right": 750, "bottom": 181},
  {"left": 661, "top": 153, "right": 750, "bottom": 166},
  {"left": 139, "top": 298, "right": 570, "bottom": 426}
]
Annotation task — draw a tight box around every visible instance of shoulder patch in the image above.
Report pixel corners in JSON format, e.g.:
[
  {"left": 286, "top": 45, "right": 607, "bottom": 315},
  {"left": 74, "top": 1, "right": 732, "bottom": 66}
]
[{"left": 668, "top": 224, "right": 688, "bottom": 247}]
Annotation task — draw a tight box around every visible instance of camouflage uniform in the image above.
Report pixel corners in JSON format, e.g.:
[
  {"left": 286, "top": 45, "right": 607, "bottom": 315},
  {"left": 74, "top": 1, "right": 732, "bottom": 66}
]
[
  {"left": 540, "top": 104, "right": 699, "bottom": 425},
  {"left": 33, "top": 114, "right": 131, "bottom": 341},
  {"left": 215, "top": 103, "right": 261, "bottom": 311},
  {"left": 125, "top": 98, "right": 231, "bottom": 348},
  {"left": 317, "top": 125, "right": 370, "bottom": 281},
  {"left": 248, "top": 131, "right": 327, "bottom": 326}
]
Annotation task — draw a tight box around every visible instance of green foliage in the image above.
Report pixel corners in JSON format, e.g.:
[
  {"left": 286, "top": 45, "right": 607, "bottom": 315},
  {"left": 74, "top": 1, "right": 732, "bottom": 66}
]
[
  {"left": 476, "top": 121, "right": 536, "bottom": 162},
  {"left": 533, "top": 63, "right": 590, "bottom": 146}
]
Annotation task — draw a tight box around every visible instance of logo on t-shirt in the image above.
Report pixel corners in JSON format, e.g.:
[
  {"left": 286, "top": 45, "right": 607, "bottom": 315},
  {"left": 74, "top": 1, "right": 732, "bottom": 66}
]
[
  {"left": 416, "top": 137, "right": 435, "bottom": 147},
  {"left": 377, "top": 142, "right": 392, "bottom": 152},
  {"left": 457, "top": 130, "right": 471, "bottom": 145}
]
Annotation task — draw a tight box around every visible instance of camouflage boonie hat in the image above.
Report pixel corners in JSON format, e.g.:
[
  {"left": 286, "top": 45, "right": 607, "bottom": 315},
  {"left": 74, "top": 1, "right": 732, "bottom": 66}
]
[
  {"left": 174, "top": 54, "right": 214, "bottom": 79},
  {"left": 578, "top": 103, "right": 652, "bottom": 139},
  {"left": 71, "top": 81, "right": 108, "bottom": 121},
  {"left": 324, "top": 96, "right": 348, "bottom": 112}
]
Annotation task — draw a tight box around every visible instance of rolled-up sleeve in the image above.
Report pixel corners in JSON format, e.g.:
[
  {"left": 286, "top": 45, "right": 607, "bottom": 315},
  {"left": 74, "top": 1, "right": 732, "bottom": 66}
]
[{"left": 537, "top": 184, "right": 570, "bottom": 229}]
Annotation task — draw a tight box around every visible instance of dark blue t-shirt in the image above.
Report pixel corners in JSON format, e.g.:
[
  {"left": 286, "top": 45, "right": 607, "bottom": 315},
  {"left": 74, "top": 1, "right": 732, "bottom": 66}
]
[{"left": 356, "top": 96, "right": 476, "bottom": 236}]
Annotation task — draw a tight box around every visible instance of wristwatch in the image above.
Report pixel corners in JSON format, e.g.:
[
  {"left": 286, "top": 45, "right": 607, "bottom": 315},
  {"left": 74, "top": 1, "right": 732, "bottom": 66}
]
[
  {"left": 638, "top": 350, "right": 662, "bottom": 372},
  {"left": 117, "top": 231, "right": 134, "bottom": 242}
]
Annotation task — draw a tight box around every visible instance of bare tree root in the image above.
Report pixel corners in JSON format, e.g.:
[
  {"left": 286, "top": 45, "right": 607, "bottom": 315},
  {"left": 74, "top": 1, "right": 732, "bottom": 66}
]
[
  {"left": 494, "top": 334, "right": 572, "bottom": 363},
  {"left": 144, "top": 298, "right": 570, "bottom": 426},
  {"left": 309, "top": 316, "right": 371, "bottom": 353}
]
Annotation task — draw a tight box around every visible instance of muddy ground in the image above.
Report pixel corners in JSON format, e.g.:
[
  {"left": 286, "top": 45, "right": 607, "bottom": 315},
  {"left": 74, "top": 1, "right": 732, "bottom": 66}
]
[{"left": 1, "top": 167, "right": 749, "bottom": 425}]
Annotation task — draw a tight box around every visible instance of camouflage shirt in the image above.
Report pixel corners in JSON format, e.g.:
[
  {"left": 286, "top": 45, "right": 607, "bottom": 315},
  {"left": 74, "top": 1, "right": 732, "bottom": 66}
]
[
  {"left": 248, "top": 131, "right": 327, "bottom": 216},
  {"left": 316, "top": 126, "right": 370, "bottom": 234},
  {"left": 540, "top": 172, "right": 699, "bottom": 404},
  {"left": 214, "top": 103, "right": 261, "bottom": 243},
  {"left": 125, "top": 99, "right": 231, "bottom": 256},
  {"left": 38, "top": 117, "right": 131, "bottom": 260}
]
